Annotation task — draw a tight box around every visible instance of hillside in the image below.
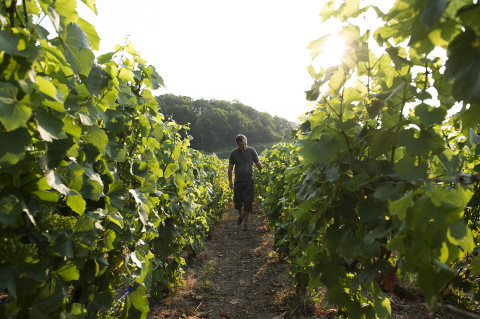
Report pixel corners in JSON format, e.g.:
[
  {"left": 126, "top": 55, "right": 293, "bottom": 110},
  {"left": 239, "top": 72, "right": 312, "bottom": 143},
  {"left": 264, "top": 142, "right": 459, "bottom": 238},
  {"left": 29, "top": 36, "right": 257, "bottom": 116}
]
[{"left": 155, "top": 94, "right": 297, "bottom": 152}]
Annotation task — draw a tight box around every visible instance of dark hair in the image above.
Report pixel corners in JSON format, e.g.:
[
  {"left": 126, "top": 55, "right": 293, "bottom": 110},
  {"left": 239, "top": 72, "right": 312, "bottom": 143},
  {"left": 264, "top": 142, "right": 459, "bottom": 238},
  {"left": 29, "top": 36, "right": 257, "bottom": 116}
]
[{"left": 235, "top": 134, "right": 246, "bottom": 144}]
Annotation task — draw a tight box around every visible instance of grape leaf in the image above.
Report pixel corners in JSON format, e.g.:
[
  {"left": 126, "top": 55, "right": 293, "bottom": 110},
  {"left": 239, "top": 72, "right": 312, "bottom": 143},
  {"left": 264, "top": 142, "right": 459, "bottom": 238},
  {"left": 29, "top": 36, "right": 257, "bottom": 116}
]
[
  {"left": 0, "top": 83, "right": 31, "bottom": 132},
  {"left": 55, "top": 261, "right": 80, "bottom": 282},
  {"left": 36, "top": 111, "right": 68, "bottom": 142},
  {"left": 87, "top": 64, "right": 111, "bottom": 98},
  {"left": 63, "top": 22, "right": 94, "bottom": 75},
  {"left": 0, "top": 128, "right": 31, "bottom": 165},
  {"left": 0, "top": 195, "right": 22, "bottom": 225}
]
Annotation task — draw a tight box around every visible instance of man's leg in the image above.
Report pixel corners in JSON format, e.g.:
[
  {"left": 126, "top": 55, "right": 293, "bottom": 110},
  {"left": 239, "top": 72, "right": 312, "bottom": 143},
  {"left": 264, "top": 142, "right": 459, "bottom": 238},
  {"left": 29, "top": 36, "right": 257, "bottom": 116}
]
[
  {"left": 243, "top": 211, "right": 250, "bottom": 226},
  {"left": 237, "top": 208, "right": 243, "bottom": 225},
  {"left": 234, "top": 182, "right": 244, "bottom": 225},
  {"left": 242, "top": 180, "right": 254, "bottom": 230}
]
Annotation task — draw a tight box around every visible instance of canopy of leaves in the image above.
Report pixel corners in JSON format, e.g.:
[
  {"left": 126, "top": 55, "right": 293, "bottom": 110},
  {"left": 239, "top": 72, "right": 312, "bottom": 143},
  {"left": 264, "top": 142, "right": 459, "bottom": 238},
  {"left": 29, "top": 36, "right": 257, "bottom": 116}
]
[
  {"left": 256, "top": 0, "right": 480, "bottom": 318},
  {"left": 0, "top": 0, "right": 229, "bottom": 318}
]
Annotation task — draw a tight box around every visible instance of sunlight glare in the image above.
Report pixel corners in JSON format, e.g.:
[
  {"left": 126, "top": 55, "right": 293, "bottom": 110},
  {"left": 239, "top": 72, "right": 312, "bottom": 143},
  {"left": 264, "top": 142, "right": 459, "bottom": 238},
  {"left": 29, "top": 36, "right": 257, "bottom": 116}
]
[{"left": 315, "top": 35, "right": 347, "bottom": 69}]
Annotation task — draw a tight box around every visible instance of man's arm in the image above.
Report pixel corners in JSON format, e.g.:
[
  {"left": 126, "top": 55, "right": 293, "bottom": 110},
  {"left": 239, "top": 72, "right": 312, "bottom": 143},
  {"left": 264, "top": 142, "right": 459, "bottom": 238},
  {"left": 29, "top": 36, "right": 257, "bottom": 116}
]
[
  {"left": 228, "top": 164, "right": 234, "bottom": 189},
  {"left": 255, "top": 161, "right": 262, "bottom": 171}
]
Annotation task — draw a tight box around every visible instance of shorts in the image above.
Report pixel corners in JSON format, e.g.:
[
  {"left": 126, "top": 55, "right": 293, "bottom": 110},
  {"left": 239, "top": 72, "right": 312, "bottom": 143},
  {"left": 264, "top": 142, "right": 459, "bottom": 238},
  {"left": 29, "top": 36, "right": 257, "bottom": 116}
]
[{"left": 233, "top": 180, "right": 254, "bottom": 212}]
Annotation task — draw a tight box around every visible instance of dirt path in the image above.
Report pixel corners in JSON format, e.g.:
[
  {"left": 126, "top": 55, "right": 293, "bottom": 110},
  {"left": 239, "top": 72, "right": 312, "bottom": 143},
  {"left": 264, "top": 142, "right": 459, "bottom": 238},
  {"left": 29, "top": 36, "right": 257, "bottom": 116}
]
[
  {"left": 148, "top": 205, "right": 294, "bottom": 319},
  {"left": 147, "top": 205, "right": 460, "bottom": 319}
]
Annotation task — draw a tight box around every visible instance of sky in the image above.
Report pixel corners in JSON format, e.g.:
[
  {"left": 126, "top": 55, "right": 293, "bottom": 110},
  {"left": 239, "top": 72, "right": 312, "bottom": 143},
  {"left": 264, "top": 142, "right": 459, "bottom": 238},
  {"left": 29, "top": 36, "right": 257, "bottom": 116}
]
[{"left": 77, "top": 0, "right": 343, "bottom": 123}]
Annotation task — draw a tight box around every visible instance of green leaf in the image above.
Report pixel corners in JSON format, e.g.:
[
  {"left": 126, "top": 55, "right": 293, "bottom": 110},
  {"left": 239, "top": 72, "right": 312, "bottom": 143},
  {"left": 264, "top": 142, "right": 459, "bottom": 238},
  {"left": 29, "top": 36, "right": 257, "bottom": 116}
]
[
  {"left": 56, "top": 163, "right": 84, "bottom": 191},
  {"left": 164, "top": 163, "right": 177, "bottom": 179},
  {"left": 394, "top": 157, "right": 428, "bottom": 180},
  {"left": 421, "top": 0, "right": 447, "bottom": 29},
  {"left": 320, "top": 1, "right": 336, "bottom": 22},
  {"left": 0, "top": 128, "right": 31, "bottom": 165},
  {"left": 124, "top": 285, "right": 149, "bottom": 319},
  {"left": 66, "top": 47, "right": 95, "bottom": 76},
  {"left": 174, "top": 174, "right": 187, "bottom": 191},
  {"left": 417, "top": 261, "right": 455, "bottom": 310},
  {"left": 35, "top": 76, "right": 64, "bottom": 102},
  {"left": 414, "top": 103, "right": 447, "bottom": 126},
  {"left": 437, "top": 149, "right": 460, "bottom": 180},
  {"left": 470, "top": 257, "right": 480, "bottom": 277},
  {"left": 428, "top": 185, "right": 472, "bottom": 210},
  {"left": 374, "top": 183, "right": 406, "bottom": 202},
  {"left": 446, "top": 30, "right": 480, "bottom": 103},
  {"left": 129, "top": 189, "right": 150, "bottom": 211},
  {"left": 87, "top": 64, "right": 111, "bottom": 98},
  {"left": 43, "top": 136, "right": 77, "bottom": 170},
  {"left": 326, "top": 164, "right": 340, "bottom": 182},
  {"left": 0, "top": 83, "right": 32, "bottom": 131},
  {"left": 398, "top": 128, "right": 444, "bottom": 156},
  {"left": 465, "top": 128, "right": 480, "bottom": 150},
  {"left": 107, "top": 181, "right": 128, "bottom": 209},
  {"left": 0, "top": 30, "right": 29, "bottom": 57},
  {"left": 389, "top": 190, "right": 415, "bottom": 220},
  {"left": 0, "top": 195, "right": 23, "bottom": 225},
  {"left": 81, "top": 0, "right": 97, "bottom": 14},
  {"left": 82, "top": 126, "right": 108, "bottom": 155},
  {"left": 67, "top": 190, "right": 86, "bottom": 215},
  {"left": 36, "top": 111, "right": 68, "bottom": 142},
  {"left": 63, "top": 23, "right": 94, "bottom": 75},
  {"left": 146, "top": 65, "right": 164, "bottom": 89},
  {"left": 447, "top": 219, "right": 474, "bottom": 252},
  {"left": 46, "top": 170, "right": 70, "bottom": 195},
  {"left": 298, "top": 134, "right": 345, "bottom": 165},
  {"left": 345, "top": 173, "right": 370, "bottom": 191},
  {"left": 458, "top": 102, "right": 480, "bottom": 129},
  {"left": 370, "top": 129, "right": 397, "bottom": 158},
  {"left": 307, "top": 34, "right": 331, "bottom": 60},
  {"left": 97, "top": 52, "right": 115, "bottom": 65},
  {"left": 64, "top": 22, "right": 91, "bottom": 50},
  {"left": 64, "top": 303, "right": 87, "bottom": 316},
  {"left": 32, "top": 190, "right": 59, "bottom": 203},
  {"left": 342, "top": 0, "right": 361, "bottom": 18},
  {"left": 119, "top": 68, "right": 135, "bottom": 83},
  {"left": 374, "top": 292, "right": 391, "bottom": 319},
  {"left": 106, "top": 141, "right": 127, "bottom": 162},
  {"left": 78, "top": 18, "right": 100, "bottom": 51},
  {"left": 55, "top": 261, "right": 80, "bottom": 282},
  {"left": 358, "top": 198, "right": 387, "bottom": 223},
  {"left": 0, "top": 266, "right": 17, "bottom": 299},
  {"left": 73, "top": 215, "right": 94, "bottom": 232},
  {"left": 107, "top": 211, "right": 125, "bottom": 229},
  {"left": 363, "top": 225, "right": 391, "bottom": 246},
  {"left": 81, "top": 164, "right": 104, "bottom": 201}
]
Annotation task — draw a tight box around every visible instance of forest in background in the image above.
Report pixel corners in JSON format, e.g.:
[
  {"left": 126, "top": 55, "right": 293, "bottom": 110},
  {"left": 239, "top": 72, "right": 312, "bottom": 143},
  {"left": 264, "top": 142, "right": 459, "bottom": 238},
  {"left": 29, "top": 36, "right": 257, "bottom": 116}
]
[{"left": 155, "top": 94, "right": 297, "bottom": 152}]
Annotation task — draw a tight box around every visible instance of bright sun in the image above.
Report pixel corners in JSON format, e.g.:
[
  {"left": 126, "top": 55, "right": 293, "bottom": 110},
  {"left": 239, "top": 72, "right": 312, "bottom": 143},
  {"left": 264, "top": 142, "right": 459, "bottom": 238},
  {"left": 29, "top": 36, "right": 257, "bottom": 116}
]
[{"left": 316, "top": 35, "right": 347, "bottom": 69}]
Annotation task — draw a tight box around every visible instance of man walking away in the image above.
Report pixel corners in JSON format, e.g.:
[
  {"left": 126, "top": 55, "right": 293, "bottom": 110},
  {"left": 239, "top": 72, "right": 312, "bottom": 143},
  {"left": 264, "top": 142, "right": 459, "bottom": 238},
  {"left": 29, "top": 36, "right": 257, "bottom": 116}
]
[{"left": 228, "top": 134, "right": 262, "bottom": 231}]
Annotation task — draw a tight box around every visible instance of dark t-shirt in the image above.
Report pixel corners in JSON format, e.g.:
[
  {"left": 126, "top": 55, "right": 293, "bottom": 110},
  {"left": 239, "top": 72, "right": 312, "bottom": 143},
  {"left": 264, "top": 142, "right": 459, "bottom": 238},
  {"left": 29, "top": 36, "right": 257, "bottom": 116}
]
[{"left": 229, "top": 147, "right": 260, "bottom": 181}]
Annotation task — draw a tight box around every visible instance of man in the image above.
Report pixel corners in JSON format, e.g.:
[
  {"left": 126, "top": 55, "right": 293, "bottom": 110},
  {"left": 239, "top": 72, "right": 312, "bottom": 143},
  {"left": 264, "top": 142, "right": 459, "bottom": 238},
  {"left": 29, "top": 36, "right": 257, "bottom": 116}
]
[{"left": 228, "top": 134, "right": 262, "bottom": 231}]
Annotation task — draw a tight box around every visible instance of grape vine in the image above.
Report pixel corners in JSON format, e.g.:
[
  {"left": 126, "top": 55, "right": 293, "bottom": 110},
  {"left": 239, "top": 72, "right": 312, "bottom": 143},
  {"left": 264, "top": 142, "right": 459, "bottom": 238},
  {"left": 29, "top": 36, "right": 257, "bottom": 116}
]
[
  {"left": 256, "top": 0, "right": 480, "bottom": 318},
  {"left": 0, "top": 0, "right": 229, "bottom": 317}
]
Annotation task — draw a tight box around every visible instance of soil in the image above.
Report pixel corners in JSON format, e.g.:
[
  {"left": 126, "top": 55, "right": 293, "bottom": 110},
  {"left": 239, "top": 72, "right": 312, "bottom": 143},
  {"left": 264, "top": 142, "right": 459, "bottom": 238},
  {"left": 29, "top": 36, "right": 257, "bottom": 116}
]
[{"left": 148, "top": 205, "right": 462, "bottom": 319}]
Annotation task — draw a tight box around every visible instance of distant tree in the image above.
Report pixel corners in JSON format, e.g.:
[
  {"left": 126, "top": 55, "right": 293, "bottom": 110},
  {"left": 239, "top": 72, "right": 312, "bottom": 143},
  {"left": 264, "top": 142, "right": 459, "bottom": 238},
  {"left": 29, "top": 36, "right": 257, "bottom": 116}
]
[
  {"left": 155, "top": 94, "right": 297, "bottom": 152},
  {"left": 191, "top": 99, "right": 210, "bottom": 116},
  {"left": 191, "top": 108, "right": 229, "bottom": 152},
  {"left": 156, "top": 94, "right": 195, "bottom": 125}
]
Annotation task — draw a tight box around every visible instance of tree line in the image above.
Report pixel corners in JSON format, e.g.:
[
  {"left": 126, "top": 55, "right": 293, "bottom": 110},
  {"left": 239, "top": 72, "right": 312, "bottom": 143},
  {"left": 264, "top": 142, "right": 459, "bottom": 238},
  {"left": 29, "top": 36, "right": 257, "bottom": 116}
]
[{"left": 155, "top": 94, "right": 297, "bottom": 152}]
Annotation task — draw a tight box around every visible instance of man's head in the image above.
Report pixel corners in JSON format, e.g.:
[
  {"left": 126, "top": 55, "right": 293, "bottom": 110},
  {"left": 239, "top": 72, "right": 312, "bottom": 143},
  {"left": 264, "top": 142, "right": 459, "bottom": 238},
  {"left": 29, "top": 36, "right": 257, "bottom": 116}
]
[{"left": 236, "top": 134, "right": 247, "bottom": 151}]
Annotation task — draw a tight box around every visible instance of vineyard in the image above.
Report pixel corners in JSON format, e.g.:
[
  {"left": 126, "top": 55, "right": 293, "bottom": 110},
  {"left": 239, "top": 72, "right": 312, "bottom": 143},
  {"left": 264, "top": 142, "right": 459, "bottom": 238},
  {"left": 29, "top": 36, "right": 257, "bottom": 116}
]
[
  {"left": 0, "top": 0, "right": 230, "bottom": 318},
  {"left": 255, "top": 0, "right": 480, "bottom": 318},
  {"left": 1, "top": 0, "right": 480, "bottom": 318}
]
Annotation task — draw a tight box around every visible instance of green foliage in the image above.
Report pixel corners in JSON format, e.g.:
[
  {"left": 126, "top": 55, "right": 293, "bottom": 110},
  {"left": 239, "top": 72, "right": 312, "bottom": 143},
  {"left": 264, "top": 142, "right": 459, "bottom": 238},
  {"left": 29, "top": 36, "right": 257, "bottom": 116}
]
[
  {"left": 0, "top": 0, "right": 229, "bottom": 317},
  {"left": 257, "top": 0, "right": 480, "bottom": 317},
  {"left": 156, "top": 94, "right": 297, "bottom": 152}
]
